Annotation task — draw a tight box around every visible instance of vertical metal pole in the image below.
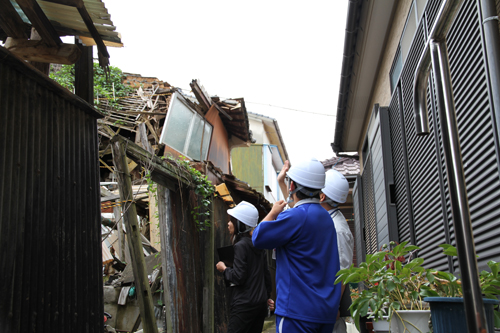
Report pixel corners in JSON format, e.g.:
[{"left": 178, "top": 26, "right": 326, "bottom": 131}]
[{"left": 429, "top": 40, "right": 487, "bottom": 333}]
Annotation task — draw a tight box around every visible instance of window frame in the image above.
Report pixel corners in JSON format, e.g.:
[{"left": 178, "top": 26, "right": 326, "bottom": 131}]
[{"left": 159, "top": 92, "right": 213, "bottom": 160}]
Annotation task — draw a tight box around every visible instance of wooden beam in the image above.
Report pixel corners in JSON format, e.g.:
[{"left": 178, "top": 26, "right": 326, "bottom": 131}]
[
  {"left": 111, "top": 139, "right": 159, "bottom": 333},
  {"left": 111, "top": 135, "right": 192, "bottom": 191},
  {"left": 4, "top": 37, "right": 81, "bottom": 64},
  {"left": 15, "top": 0, "right": 62, "bottom": 47},
  {"left": 0, "top": 0, "right": 29, "bottom": 39},
  {"left": 74, "top": 38, "right": 93, "bottom": 103},
  {"left": 76, "top": 5, "right": 110, "bottom": 60},
  {"left": 190, "top": 80, "right": 232, "bottom": 120}
]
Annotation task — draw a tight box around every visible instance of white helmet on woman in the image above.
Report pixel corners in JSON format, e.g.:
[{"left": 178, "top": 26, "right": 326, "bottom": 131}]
[
  {"left": 322, "top": 169, "right": 349, "bottom": 204},
  {"left": 227, "top": 201, "right": 259, "bottom": 228}
]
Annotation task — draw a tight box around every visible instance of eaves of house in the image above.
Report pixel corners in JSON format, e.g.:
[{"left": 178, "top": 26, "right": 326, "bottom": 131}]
[{"left": 332, "top": 0, "right": 398, "bottom": 154}]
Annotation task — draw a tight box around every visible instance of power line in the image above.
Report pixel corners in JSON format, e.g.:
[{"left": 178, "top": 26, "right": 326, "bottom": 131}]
[{"left": 244, "top": 101, "right": 336, "bottom": 117}]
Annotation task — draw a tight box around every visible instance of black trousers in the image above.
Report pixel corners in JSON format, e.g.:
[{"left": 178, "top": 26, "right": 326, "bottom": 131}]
[{"left": 227, "top": 302, "right": 268, "bottom": 333}]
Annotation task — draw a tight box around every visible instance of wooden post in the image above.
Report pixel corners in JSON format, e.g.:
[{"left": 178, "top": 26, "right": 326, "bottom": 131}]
[
  {"left": 111, "top": 140, "right": 159, "bottom": 333},
  {"left": 74, "top": 38, "right": 93, "bottom": 104},
  {"left": 113, "top": 201, "right": 127, "bottom": 263},
  {"left": 203, "top": 198, "right": 215, "bottom": 333},
  {"left": 158, "top": 185, "right": 175, "bottom": 333}
]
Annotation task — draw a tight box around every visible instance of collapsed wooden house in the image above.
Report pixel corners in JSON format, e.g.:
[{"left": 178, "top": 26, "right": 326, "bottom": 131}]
[{"left": 97, "top": 74, "right": 273, "bottom": 332}]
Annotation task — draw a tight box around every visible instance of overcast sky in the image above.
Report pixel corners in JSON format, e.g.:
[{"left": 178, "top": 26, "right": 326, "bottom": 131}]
[{"left": 103, "top": 0, "right": 348, "bottom": 164}]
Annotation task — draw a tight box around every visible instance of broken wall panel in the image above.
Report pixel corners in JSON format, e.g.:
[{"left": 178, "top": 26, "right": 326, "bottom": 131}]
[
  {"left": 205, "top": 105, "right": 230, "bottom": 174},
  {"left": 159, "top": 185, "right": 204, "bottom": 332},
  {"left": 0, "top": 46, "right": 103, "bottom": 333}
]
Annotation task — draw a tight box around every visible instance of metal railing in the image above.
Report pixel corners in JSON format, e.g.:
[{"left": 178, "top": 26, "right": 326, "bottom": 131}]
[{"left": 413, "top": 0, "right": 487, "bottom": 332}]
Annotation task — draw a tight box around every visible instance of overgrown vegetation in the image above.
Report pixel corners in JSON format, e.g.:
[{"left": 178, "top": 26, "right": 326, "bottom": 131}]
[{"left": 49, "top": 63, "right": 133, "bottom": 110}]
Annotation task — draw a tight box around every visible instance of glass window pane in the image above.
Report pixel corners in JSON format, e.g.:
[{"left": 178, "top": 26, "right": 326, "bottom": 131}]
[
  {"left": 202, "top": 122, "right": 212, "bottom": 159},
  {"left": 187, "top": 116, "right": 205, "bottom": 160},
  {"left": 162, "top": 96, "right": 193, "bottom": 153},
  {"left": 390, "top": 50, "right": 403, "bottom": 93}
]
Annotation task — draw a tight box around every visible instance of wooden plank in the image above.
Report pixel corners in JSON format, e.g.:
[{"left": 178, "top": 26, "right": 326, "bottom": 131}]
[
  {"left": 4, "top": 38, "right": 81, "bottom": 64},
  {"left": 113, "top": 202, "right": 126, "bottom": 262},
  {"left": 15, "top": 0, "right": 62, "bottom": 47},
  {"left": 111, "top": 139, "right": 159, "bottom": 333},
  {"left": 158, "top": 185, "right": 175, "bottom": 333},
  {"left": 148, "top": 190, "right": 161, "bottom": 252},
  {"left": 0, "top": 0, "right": 29, "bottom": 39},
  {"left": 76, "top": 5, "right": 109, "bottom": 62},
  {"left": 110, "top": 135, "right": 192, "bottom": 191},
  {"left": 203, "top": 200, "right": 215, "bottom": 333}
]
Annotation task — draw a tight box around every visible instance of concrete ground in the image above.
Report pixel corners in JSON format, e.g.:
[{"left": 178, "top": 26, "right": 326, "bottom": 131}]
[{"left": 262, "top": 315, "right": 276, "bottom": 333}]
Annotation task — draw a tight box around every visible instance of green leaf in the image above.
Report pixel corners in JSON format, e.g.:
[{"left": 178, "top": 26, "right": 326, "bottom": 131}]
[
  {"left": 387, "top": 280, "right": 396, "bottom": 292},
  {"left": 426, "top": 270, "right": 435, "bottom": 283},
  {"left": 344, "top": 273, "right": 361, "bottom": 284},
  {"left": 420, "top": 288, "right": 439, "bottom": 297},
  {"left": 494, "top": 310, "right": 500, "bottom": 329},
  {"left": 488, "top": 260, "right": 499, "bottom": 278}
]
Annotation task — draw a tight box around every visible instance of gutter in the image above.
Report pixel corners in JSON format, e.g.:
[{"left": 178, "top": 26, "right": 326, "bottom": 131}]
[{"left": 332, "top": 0, "right": 363, "bottom": 154}]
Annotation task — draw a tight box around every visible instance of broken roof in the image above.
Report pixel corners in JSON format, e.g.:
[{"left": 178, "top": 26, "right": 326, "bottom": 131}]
[
  {"left": 1, "top": 0, "right": 122, "bottom": 65},
  {"left": 97, "top": 75, "right": 252, "bottom": 150}
]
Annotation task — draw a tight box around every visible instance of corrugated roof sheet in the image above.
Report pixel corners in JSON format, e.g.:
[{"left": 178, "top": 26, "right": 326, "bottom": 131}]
[{"left": 11, "top": 0, "right": 122, "bottom": 45}]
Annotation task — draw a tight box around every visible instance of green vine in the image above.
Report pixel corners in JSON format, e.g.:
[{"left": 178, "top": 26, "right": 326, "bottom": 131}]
[
  {"left": 174, "top": 157, "right": 215, "bottom": 231},
  {"left": 144, "top": 157, "right": 215, "bottom": 232}
]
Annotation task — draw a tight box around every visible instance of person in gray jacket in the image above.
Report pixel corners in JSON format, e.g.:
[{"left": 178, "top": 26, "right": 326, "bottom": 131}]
[{"left": 320, "top": 169, "right": 354, "bottom": 333}]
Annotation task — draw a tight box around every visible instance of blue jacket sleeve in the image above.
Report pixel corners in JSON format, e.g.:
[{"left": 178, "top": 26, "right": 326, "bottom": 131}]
[{"left": 252, "top": 209, "right": 304, "bottom": 249}]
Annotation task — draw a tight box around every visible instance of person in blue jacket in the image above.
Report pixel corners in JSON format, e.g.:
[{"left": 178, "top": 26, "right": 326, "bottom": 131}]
[{"left": 252, "top": 158, "right": 342, "bottom": 333}]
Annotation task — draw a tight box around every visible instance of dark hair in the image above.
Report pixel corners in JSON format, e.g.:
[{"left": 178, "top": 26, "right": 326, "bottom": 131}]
[
  {"left": 231, "top": 216, "right": 251, "bottom": 245},
  {"left": 292, "top": 181, "right": 321, "bottom": 200}
]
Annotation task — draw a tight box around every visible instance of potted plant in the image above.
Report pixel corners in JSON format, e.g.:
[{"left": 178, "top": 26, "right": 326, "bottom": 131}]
[
  {"left": 421, "top": 244, "right": 500, "bottom": 333},
  {"left": 335, "top": 241, "right": 432, "bottom": 333},
  {"left": 336, "top": 242, "right": 500, "bottom": 333}
]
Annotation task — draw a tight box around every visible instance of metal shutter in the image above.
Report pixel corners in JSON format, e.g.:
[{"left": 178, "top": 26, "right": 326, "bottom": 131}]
[
  {"left": 445, "top": 0, "right": 500, "bottom": 270},
  {"left": 353, "top": 175, "right": 366, "bottom": 265},
  {"left": 362, "top": 154, "right": 378, "bottom": 254},
  {"left": 388, "top": 86, "right": 415, "bottom": 245},
  {"left": 398, "top": 4, "right": 450, "bottom": 271}
]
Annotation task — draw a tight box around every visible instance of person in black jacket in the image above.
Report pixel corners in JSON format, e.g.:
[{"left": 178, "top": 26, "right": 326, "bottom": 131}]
[{"left": 216, "top": 201, "right": 274, "bottom": 333}]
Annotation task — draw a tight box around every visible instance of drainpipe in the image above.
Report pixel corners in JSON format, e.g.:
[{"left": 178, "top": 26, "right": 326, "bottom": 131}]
[
  {"left": 478, "top": 0, "right": 500, "bottom": 170},
  {"left": 332, "top": 0, "right": 361, "bottom": 153},
  {"left": 414, "top": 1, "right": 488, "bottom": 332}
]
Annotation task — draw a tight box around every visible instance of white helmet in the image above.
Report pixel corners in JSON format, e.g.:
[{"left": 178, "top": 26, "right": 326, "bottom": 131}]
[
  {"left": 322, "top": 169, "right": 349, "bottom": 204},
  {"left": 227, "top": 201, "right": 259, "bottom": 228},
  {"left": 286, "top": 158, "right": 326, "bottom": 189}
]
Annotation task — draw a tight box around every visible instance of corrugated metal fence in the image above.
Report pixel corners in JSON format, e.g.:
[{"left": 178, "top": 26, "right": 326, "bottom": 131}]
[{"left": 0, "top": 46, "right": 103, "bottom": 333}]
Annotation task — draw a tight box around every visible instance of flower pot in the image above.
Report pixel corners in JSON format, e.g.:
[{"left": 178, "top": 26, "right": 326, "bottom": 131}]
[
  {"left": 424, "top": 297, "right": 499, "bottom": 333},
  {"left": 391, "top": 310, "right": 431, "bottom": 333},
  {"left": 371, "top": 316, "right": 390, "bottom": 333}
]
